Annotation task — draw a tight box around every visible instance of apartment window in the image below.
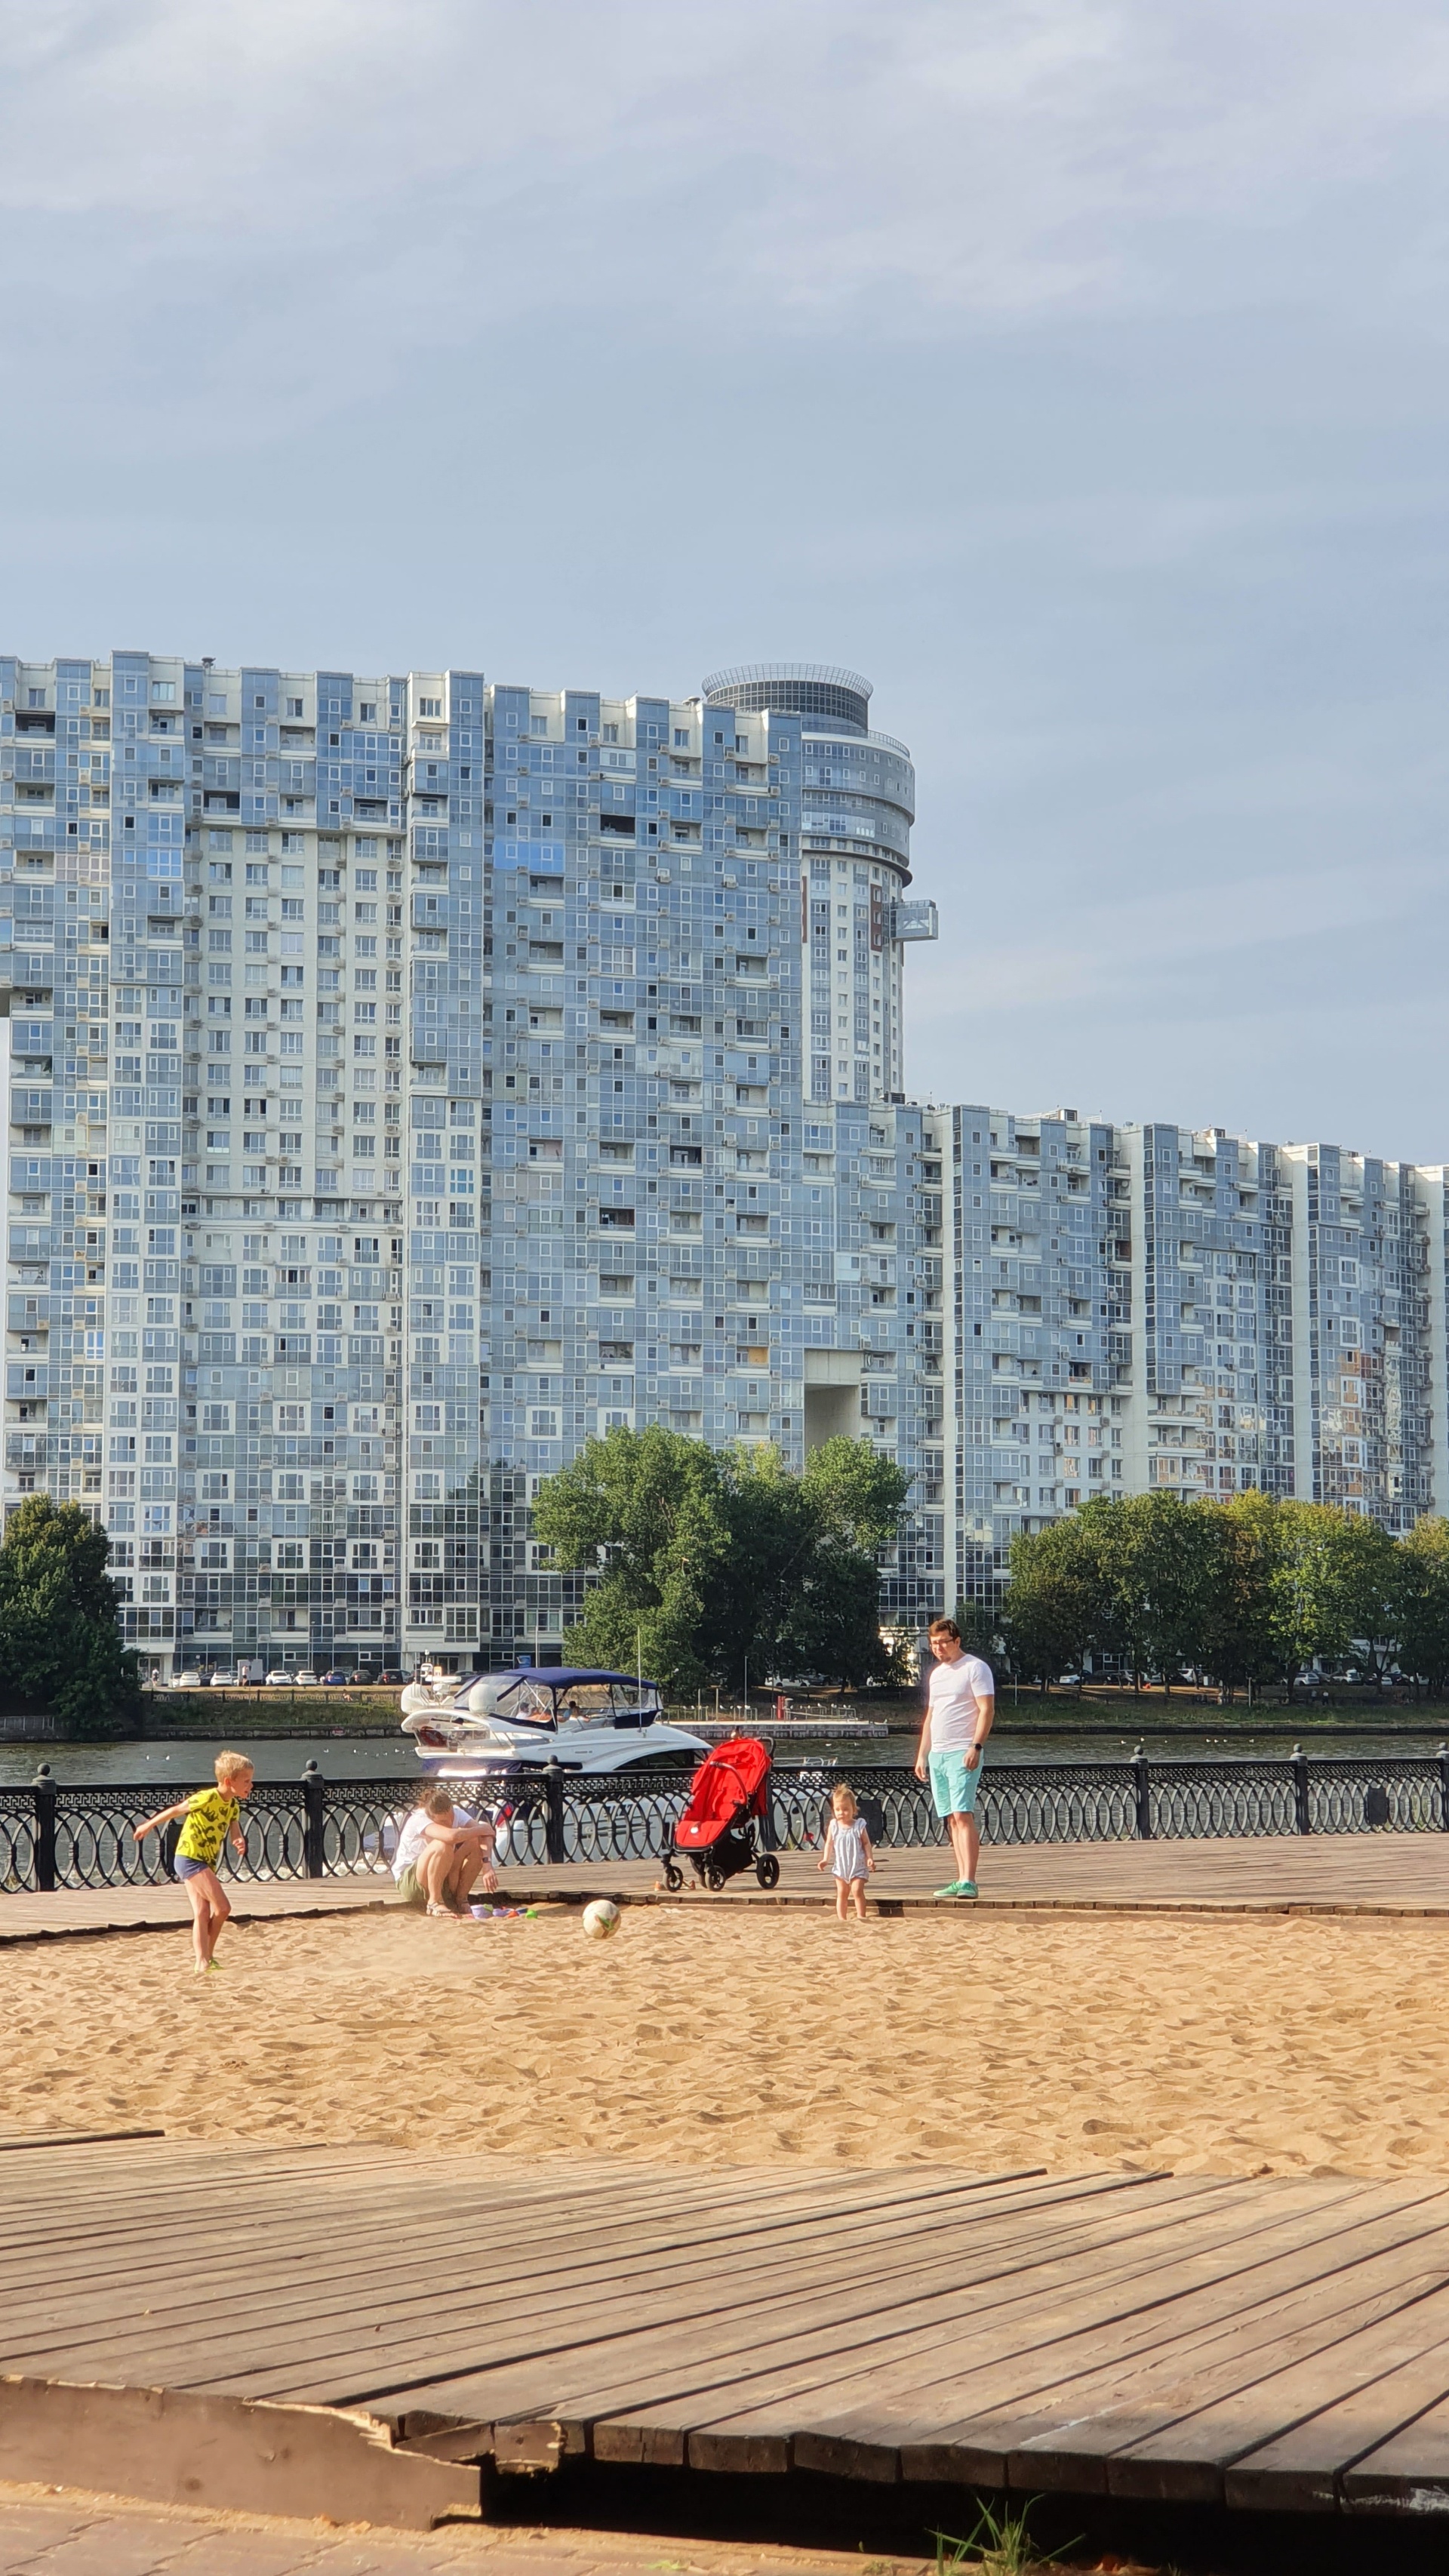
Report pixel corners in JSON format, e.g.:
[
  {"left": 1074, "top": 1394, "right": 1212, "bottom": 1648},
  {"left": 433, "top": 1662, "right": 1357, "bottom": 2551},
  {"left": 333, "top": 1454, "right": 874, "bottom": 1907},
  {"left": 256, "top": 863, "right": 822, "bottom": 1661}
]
[
  {"left": 417, "top": 697, "right": 441, "bottom": 718},
  {"left": 359, "top": 702, "right": 376, "bottom": 722},
  {"left": 286, "top": 697, "right": 303, "bottom": 717},
  {"left": 151, "top": 682, "right": 176, "bottom": 702}
]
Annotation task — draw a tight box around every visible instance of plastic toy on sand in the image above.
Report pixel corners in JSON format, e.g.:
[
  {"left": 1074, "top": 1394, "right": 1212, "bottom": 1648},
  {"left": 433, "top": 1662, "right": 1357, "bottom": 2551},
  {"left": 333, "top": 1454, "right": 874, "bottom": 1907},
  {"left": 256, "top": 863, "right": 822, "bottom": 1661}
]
[{"left": 582, "top": 1898, "right": 621, "bottom": 1940}]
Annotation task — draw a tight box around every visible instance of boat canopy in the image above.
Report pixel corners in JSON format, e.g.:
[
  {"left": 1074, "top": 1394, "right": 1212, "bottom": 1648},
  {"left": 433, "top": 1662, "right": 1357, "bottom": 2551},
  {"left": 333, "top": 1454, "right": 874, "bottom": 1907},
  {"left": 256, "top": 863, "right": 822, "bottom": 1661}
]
[{"left": 452, "top": 1667, "right": 663, "bottom": 1725}]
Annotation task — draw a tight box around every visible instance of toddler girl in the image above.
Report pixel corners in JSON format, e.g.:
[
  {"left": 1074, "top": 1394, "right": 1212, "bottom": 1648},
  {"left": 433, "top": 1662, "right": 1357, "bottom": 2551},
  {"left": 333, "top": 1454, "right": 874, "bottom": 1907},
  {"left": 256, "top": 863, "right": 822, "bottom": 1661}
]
[{"left": 817, "top": 1783, "right": 875, "bottom": 1922}]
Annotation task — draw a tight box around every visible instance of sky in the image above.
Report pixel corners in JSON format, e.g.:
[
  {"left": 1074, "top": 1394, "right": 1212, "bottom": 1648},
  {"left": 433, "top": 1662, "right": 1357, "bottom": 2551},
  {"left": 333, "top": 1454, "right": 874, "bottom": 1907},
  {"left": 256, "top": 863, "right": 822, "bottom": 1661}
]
[{"left": 2, "top": 0, "right": 1447, "bottom": 1161}]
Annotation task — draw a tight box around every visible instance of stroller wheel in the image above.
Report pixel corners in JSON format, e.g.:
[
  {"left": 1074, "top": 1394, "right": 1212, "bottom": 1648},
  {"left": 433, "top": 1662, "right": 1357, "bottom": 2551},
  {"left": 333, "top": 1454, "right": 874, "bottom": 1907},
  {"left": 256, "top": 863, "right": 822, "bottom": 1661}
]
[
  {"left": 663, "top": 1861, "right": 684, "bottom": 1893},
  {"left": 703, "top": 1862, "right": 726, "bottom": 1892},
  {"left": 755, "top": 1851, "right": 780, "bottom": 1890}
]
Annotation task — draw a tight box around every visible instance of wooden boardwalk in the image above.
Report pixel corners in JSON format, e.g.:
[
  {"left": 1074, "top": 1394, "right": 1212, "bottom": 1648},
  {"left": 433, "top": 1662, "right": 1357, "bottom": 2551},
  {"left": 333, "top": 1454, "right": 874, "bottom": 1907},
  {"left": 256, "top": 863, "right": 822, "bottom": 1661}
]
[
  {"left": 6, "top": 2139, "right": 1449, "bottom": 2526},
  {"left": 8, "top": 1831, "right": 1449, "bottom": 1943},
  {"left": 0, "top": 1876, "right": 389, "bottom": 1944}
]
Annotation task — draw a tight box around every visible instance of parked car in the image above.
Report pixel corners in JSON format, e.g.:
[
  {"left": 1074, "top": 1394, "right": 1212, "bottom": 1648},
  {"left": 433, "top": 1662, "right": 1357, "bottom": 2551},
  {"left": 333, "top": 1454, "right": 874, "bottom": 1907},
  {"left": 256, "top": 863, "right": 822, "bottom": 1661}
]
[
  {"left": 171, "top": 1670, "right": 203, "bottom": 1689},
  {"left": 319, "top": 1668, "right": 349, "bottom": 1686},
  {"left": 207, "top": 1670, "right": 237, "bottom": 1688},
  {"left": 263, "top": 1668, "right": 295, "bottom": 1686},
  {"left": 294, "top": 1670, "right": 320, "bottom": 1687},
  {"left": 344, "top": 1670, "right": 374, "bottom": 1685},
  {"left": 378, "top": 1670, "right": 406, "bottom": 1685}
]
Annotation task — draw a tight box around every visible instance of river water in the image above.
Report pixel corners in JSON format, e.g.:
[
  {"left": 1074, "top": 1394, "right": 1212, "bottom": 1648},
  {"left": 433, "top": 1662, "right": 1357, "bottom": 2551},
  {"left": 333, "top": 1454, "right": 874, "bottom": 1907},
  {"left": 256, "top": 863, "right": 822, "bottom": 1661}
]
[{"left": 3, "top": 1723, "right": 1447, "bottom": 1785}]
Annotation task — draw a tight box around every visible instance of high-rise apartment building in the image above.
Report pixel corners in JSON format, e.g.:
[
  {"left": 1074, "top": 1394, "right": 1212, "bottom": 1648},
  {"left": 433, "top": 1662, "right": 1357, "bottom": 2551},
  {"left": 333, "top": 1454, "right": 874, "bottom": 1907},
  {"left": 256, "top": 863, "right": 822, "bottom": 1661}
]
[
  {"left": 2, "top": 648, "right": 1443, "bottom": 1676},
  {"left": 0, "top": 655, "right": 943, "bottom": 1671},
  {"left": 928, "top": 1106, "right": 1444, "bottom": 1611}
]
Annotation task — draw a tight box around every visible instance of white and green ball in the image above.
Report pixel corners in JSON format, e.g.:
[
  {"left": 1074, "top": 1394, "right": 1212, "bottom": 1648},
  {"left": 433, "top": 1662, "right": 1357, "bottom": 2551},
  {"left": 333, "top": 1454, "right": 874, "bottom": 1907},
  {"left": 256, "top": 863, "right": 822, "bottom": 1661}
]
[{"left": 581, "top": 1898, "right": 622, "bottom": 1940}]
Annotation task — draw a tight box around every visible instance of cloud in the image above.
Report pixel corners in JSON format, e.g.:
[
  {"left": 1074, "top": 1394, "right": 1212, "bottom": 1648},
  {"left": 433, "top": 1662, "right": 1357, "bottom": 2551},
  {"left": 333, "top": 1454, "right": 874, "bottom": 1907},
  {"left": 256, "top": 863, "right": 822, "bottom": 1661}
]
[
  {"left": 1, "top": 0, "right": 1447, "bottom": 1162},
  {"left": 5, "top": 0, "right": 1449, "bottom": 322}
]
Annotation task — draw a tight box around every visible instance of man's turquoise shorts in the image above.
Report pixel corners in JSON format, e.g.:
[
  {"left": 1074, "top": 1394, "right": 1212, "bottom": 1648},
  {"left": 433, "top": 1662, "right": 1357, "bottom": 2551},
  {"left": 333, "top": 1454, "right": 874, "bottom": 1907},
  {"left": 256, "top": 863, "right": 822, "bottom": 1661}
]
[{"left": 928, "top": 1747, "right": 984, "bottom": 1818}]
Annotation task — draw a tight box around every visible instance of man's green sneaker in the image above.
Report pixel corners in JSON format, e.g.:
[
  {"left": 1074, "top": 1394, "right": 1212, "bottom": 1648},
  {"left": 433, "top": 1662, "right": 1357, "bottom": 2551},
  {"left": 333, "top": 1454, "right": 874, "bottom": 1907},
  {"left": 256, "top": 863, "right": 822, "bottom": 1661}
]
[
  {"left": 954, "top": 1880, "right": 979, "bottom": 1899},
  {"left": 934, "top": 1878, "right": 964, "bottom": 1897}
]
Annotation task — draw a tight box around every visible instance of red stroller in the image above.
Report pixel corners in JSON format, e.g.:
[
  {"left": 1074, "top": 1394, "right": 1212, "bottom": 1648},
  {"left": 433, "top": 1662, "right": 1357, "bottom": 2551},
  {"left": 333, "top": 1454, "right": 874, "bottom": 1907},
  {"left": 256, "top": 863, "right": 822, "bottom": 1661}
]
[{"left": 664, "top": 1736, "right": 780, "bottom": 1892}]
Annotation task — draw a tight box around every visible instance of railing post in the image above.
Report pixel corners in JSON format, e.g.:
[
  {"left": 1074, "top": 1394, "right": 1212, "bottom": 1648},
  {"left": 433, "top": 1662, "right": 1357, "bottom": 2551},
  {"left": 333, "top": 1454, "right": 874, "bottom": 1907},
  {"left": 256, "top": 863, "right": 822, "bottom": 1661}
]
[
  {"left": 301, "top": 1759, "right": 326, "bottom": 1880},
  {"left": 1131, "top": 1742, "right": 1152, "bottom": 1841},
  {"left": 1292, "top": 1742, "right": 1311, "bottom": 1836},
  {"left": 543, "top": 1757, "right": 565, "bottom": 1864},
  {"left": 31, "top": 1763, "right": 56, "bottom": 1893}
]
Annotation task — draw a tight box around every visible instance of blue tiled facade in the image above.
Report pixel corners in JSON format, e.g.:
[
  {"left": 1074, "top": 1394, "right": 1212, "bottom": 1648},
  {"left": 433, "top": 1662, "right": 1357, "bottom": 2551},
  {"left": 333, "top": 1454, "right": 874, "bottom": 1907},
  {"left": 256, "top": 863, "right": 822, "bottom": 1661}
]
[{"left": 2, "top": 651, "right": 1440, "bottom": 1675}]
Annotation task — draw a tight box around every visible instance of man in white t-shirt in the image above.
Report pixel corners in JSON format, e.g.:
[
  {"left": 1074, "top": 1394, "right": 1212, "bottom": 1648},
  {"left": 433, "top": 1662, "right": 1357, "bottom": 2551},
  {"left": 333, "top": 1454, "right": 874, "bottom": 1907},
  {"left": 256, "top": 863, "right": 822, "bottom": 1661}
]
[
  {"left": 914, "top": 1617, "right": 995, "bottom": 1900},
  {"left": 392, "top": 1787, "right": 497, "bottom": 1915}
]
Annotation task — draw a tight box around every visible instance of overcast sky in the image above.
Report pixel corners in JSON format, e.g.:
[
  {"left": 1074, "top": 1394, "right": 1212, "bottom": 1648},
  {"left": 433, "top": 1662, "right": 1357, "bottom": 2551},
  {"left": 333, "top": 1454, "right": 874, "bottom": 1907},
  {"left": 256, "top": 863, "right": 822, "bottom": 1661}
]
[{"left": 4, "top": 1, "right": 1447, "bottom": 1160}]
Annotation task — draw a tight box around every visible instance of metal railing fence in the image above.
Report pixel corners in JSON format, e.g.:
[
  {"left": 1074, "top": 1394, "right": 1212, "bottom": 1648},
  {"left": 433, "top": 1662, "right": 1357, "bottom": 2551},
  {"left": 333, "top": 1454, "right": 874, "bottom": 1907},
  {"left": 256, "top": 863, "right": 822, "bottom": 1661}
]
[{"left": 4, "top": 1744, "right": 1449, "bottom": 1894}]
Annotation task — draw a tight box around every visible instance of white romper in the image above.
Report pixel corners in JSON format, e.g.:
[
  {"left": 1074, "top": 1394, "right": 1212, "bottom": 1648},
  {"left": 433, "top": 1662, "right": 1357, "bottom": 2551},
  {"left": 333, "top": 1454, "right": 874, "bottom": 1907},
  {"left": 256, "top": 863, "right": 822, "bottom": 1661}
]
[{"left": 829, "top": 1817, "right": 871, "bottom": 1882}]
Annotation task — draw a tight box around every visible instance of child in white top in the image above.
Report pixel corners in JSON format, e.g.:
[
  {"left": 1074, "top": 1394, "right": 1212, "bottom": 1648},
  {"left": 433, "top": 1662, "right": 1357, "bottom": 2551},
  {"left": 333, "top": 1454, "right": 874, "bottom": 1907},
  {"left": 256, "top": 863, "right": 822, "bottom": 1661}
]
[{"left": 817, "top": 1783, "right": 875, "bottom": 1922}]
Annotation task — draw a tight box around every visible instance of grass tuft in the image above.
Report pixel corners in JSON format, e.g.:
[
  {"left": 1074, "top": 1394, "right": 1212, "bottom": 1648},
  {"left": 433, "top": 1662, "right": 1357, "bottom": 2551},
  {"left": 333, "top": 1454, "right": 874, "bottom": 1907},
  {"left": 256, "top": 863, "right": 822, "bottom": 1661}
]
[{"left": 931, "top": 2493, "right": 1082, "bottom": 2575}]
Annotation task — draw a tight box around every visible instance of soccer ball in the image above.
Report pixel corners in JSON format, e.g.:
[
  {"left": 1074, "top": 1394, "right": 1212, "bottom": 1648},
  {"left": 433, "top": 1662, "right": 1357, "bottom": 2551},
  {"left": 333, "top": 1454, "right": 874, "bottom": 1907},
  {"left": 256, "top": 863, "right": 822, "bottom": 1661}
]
[{"left": 582, "top": 1898, "right": 621, "bottom": 1940}]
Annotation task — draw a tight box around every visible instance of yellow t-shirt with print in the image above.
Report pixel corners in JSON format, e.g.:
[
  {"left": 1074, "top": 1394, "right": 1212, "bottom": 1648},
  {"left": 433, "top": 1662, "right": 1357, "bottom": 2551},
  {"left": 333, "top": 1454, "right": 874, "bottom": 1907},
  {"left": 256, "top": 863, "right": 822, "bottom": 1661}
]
[{"left": 175, "top": 1788, "right": 239, "bottom": 1866}]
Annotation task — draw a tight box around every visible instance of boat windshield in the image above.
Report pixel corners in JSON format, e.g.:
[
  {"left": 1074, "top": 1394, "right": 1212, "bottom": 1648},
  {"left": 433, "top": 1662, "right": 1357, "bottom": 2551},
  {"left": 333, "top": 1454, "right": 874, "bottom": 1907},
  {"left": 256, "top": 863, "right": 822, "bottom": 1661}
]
[
  {"left": 458, "top": 1672, "right": 663, "bottom": 1726},
  {"left": 553, "top": 1682, "right": 661, "bottom": 1725}
]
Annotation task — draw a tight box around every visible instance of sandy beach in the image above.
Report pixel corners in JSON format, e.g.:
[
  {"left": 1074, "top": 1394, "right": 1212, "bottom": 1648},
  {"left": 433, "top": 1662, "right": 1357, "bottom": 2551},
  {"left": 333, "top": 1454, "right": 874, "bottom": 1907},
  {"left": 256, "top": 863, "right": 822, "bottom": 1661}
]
[{"left": 0, "top": 1900, "right": 1439, "bottom": 2180}]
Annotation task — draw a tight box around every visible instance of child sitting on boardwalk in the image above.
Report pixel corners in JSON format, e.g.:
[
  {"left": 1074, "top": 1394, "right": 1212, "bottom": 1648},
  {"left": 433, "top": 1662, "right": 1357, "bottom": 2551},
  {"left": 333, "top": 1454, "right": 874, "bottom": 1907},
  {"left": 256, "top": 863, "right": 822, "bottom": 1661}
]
[
  {"left": 817, "top": 1782, "right": 875, "bottom": 1922},
  {"left": 134, "top": 1750, "right": 254, "bottom": 1975}
]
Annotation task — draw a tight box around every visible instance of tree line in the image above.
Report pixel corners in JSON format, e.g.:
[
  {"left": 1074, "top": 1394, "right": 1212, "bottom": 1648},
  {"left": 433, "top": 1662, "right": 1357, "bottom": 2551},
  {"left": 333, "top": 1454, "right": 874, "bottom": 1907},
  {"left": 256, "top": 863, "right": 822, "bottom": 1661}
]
[
  {"left": 957, "top": 1491, "right": 1449, "bottom": 1699},
  {"left": 534, "top": 1425, "right": 911, "bottom": 1697},
  {"left": 0, "top": 1495, "right": 141, "bottom": 1732}
]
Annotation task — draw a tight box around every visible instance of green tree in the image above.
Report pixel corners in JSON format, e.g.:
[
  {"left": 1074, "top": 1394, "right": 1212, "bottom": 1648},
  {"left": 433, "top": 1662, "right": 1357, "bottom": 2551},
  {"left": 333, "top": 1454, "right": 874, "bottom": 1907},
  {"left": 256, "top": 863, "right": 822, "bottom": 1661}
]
[
  {"left": 700, "top": 1437, "right": 910, "bottom": 1693},
  {"left": 1201, "top": 1491, "right": 1287, "bottom": 1698},
  {"left": 537, "top": 1430, "right": 909, "bottom": 1700},
  {"left": 790, "top": 1436, "right": 909, "bottom": 1689},
  {"left": 532, "top": 1425, "right": 728, "bottom": 1695},
  {"left": 0, "top": 1496, "right": 140, "bottom": 1733},
  {"left": 1395, "top": 1516, "right": 1449, "bottom": 1695},
  {"left": 700, "top": 1442, "right": 814, "bottom": 1691},
  {"left": 1269, "top": 1502, "right": 1400, "bottom": 1697},
  {"left": 952, "top": 1598, "right": 1004, "bottom": 1664},
  {"left": 1001, "top": 1513, "right": 1106, "bottom": 1690},
  {"left": 1100, "top": 1492, "right": 1220, "bottom": 1689}
]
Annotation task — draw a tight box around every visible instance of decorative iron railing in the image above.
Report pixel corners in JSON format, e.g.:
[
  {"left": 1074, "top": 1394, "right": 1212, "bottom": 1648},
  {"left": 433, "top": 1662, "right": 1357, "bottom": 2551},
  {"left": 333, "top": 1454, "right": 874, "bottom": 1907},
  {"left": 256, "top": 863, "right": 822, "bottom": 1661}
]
[{"left": 5, "top": 1744, "right": 1449, "bottom": 1894}]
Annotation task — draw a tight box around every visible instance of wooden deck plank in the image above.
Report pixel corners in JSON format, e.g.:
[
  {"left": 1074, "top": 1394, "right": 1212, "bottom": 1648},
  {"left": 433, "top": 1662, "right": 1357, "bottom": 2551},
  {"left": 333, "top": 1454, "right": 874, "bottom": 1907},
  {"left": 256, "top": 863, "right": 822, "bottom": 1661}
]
[
  {"left": 6, "top": 2142, "right": 1449, "bottom": 2523},
  {"left": 668, "top": 2186, "right": 1447, "bottom": 2472},
  {"left": 24, "top": 2172, "right": 1170, "bottom": 2402},
  {"left": 580, "top": 2186, "right": 1435, "bottom": 2479},
  {"left": 1340, "top": 2385, "right": 1449, "bottom": 2511},
  {"left": 349, "top": 2180, "right": 1305, "bottom": 2439},
  {"left": 995, "top": 2232, "right": 1449, "bottom": 2502},
  {"left": 0, "top": 2163, "right": 1057, "bottom": 2344},
  {"left": 1100, "top": 2288, "right": 1449, "bottom": 2513},
  {"left": 1222, "top": 2321, "right": 1449, "bottom": 2513}
]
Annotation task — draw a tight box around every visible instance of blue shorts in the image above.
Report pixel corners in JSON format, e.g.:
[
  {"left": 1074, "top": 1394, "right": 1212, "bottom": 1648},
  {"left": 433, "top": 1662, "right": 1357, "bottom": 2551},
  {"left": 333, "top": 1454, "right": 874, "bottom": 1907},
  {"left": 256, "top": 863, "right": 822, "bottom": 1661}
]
[
  {"left": 928, "top": 1747, "right": 984, "bottom": 1819},
  {"left": 174, "top": 1854, "right": 220, "bottom": 1882}
]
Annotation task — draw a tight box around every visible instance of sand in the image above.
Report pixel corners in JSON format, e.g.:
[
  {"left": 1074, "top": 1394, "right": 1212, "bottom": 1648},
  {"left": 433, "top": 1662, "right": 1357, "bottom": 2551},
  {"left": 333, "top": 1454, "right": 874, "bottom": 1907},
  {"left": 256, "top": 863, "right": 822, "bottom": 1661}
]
[{"left": 0, "top": 1901, "right": 1441, "bottom": 2180}]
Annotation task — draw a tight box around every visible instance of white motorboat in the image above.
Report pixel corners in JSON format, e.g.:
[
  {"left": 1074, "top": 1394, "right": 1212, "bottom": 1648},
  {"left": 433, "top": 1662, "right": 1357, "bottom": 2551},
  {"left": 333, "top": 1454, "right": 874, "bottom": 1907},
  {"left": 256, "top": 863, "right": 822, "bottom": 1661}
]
[{"left": 399, "top": 1664, "right": 710, "bottom": 1777}]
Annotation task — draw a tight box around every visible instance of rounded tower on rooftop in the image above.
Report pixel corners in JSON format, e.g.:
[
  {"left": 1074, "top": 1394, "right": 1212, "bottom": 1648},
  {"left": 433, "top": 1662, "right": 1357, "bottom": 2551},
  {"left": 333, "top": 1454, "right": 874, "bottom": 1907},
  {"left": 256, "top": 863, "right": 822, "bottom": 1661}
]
[{"left": 702, "top": 664, "right": 924, "bottom": 1106}]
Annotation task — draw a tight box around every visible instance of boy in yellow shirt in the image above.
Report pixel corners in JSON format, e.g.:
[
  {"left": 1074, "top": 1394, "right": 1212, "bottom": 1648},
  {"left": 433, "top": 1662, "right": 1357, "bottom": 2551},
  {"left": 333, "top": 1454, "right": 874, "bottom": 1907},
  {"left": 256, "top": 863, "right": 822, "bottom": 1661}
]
[{"left": 134, "top": 1749, "right": 253, "bottom": 1974}]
